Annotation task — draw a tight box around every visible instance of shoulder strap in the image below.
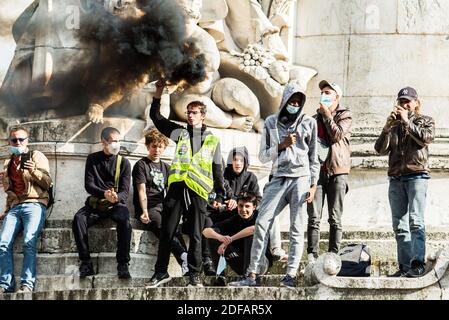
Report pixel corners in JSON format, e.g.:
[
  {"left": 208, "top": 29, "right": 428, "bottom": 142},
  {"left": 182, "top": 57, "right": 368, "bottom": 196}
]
[{"left": 114, "top": 155, "right": 122, "bottom": 191}]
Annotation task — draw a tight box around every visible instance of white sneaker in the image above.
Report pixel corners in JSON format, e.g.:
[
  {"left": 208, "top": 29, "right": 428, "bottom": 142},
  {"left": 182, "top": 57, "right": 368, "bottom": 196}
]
[
  {"left": 307, "top": 253, "right": 316, "bottom": 264},
  {"left": 180, "top": 252, "right": 189, "bottom": 276}
]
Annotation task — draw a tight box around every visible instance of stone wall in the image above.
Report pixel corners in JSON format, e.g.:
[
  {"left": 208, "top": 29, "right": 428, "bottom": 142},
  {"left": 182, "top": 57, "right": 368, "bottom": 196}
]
[{"left": 291, "top": 0, "right": 449, "bottom": 230}]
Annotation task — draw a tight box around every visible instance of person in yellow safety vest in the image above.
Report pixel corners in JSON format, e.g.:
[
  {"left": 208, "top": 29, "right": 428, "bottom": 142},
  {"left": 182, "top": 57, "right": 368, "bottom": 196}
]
[{"left": 146, "top": 80, "right": 226, "bottom": 288}]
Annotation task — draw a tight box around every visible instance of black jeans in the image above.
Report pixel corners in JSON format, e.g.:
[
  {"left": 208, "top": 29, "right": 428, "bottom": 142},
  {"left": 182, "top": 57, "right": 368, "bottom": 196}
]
[
  {"left": 154, "top": 182, "right": 207, "bottom": 274},
  {"left": 72, "top": 204, "right": 132, "bottom": 264},
  {"left": 145, "top": 204, "right": 187, "bottom": 266},
  {"left": 307, "top": 171, "right": 348, "bottom": 256},
  {"left": 207, "top": 236, "right": 253, "bottom": 276}
]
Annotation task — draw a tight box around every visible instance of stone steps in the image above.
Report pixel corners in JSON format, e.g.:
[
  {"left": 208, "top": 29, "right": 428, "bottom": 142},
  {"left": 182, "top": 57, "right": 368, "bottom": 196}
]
[
  {"left": 12, "top": 252, "right": 184, "bottom": 278},
  {"left": 2, "top": 279, "right": 444, "bottom": 300},
  {"left": 30, "top": 274, "right": 300, "bottom": 292},
  {"left": 280, "top": 238, "right": 448, "bottom": 262},
  {"left": 11, "top": 220, "right": 449, "bottom": 262}
]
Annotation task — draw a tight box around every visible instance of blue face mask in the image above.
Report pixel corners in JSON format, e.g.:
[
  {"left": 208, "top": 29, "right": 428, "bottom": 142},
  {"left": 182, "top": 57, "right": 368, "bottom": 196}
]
[
  {"left": 216, "top": 255, "right": 227, "bottom": 276},
  {"left": 320, "top": 95, "right": 333, "bottom": 107},
  {"left": 9, "top": 146, "right": 27, "bottom": 155},
  {"left": 286, "top": 103, "right": 300, "bottom": 114}
]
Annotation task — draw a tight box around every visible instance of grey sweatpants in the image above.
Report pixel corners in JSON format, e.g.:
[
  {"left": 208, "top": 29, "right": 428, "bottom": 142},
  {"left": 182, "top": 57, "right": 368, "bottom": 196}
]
[{"left": 248, "top": 175, "right": 310, "bottom": 276}]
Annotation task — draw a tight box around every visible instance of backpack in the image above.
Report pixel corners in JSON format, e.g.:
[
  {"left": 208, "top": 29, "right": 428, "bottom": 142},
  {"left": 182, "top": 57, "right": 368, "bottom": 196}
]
[{"left": 337, "top": 243, "right": 371, "bottom": 277}]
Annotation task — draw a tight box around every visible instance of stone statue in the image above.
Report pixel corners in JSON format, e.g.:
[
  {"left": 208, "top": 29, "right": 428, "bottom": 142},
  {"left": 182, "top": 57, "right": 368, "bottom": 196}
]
[
  {"left": 168, "top": 0, "right": 263, "bottom": 132},
  {"left": 0, "top": 0, "right": 316, "bottom": 132},
  {"left": 198, "top": 0, "right": 317, "bottom": 119}
]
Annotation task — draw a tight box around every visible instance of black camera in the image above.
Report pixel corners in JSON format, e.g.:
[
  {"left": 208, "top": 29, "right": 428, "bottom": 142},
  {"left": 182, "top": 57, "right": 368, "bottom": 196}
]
[{"left": 20, "top": 152, "right": 31, "bottom": 169}]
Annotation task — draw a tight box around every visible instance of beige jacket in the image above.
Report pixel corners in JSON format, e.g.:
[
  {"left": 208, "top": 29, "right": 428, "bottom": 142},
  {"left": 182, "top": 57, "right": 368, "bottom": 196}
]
[
  {"left": 315, "top": 106, "right": 352, "bottom": 176},
  {"left": 2, "top": 150, "right": 52, "bottom": 212}
]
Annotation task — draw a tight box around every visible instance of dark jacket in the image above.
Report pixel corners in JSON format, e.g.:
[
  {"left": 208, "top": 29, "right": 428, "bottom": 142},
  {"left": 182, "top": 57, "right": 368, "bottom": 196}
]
[
  {"left": 150, "top": 98, "right": 226, "bottom": 202},
  {"left": 224, "top": 147, "right": 262, "bottom": 203},
  {"left": 84, "top": 151, "right": 131, "bottom": 205},
  {"left": 374, "top": 112, "right": 435, "bottom": 176},
  {"left": 314, "top": 105, "right": 352, "bottom": 176}
]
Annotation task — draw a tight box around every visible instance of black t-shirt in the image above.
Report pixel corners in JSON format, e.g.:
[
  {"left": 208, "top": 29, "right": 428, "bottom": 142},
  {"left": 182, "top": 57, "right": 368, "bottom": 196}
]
[
  {"left": 212, "top": 210, "right": 258, "bottom": 237},
  {"left": 132, "top": 157, "right": 169, "bottom": 216}
]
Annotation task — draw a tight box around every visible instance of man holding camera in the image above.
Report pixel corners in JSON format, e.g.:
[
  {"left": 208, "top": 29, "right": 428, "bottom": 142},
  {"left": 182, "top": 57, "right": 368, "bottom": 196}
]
[
  {"left": 0, "top": 126, "right": 52, "bottom": 293},
  {"left": 375, "top": 87, "right": 435, "bottom": 278},
  {"left": 72, "top": 127, "right": 132, "bottom": 279}
]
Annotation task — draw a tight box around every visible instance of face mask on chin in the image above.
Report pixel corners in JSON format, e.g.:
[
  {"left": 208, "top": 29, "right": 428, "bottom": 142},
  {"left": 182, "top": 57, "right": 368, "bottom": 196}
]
[
  {"left": 107, "top": 142, "right": 121, "bottom": 155},
  {"left": 9, "top": 146, "right": 27, "bottom": 155},
  {"left": 286, "top": 103, "right": 300, "bottom": 114}
]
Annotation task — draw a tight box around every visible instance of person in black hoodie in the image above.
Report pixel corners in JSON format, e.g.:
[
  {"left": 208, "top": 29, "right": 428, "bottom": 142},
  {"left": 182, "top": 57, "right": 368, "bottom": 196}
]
[{"left": 208, "top": 147, "right": 261, "bottom": 223}]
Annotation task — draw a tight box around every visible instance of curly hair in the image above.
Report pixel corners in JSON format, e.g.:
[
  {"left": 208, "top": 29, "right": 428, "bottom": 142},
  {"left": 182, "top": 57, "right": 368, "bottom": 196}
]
[{"left": 144, "top": 128, "right": 169, "bottom": 147}]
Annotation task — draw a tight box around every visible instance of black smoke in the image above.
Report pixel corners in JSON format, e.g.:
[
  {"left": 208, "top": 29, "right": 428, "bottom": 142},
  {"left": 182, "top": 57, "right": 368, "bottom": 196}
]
[
  {"left": 0, "top": 0, "right": 207, "bottom": 117},
  {"left": 79, "top": 0, "right": 207, "bottom": 104}
]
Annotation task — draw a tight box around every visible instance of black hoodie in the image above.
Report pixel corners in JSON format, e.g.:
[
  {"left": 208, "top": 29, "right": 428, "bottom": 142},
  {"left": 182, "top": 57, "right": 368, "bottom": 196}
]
[{"left": 223, "top": 147, "right": 262, "bottom": 203}]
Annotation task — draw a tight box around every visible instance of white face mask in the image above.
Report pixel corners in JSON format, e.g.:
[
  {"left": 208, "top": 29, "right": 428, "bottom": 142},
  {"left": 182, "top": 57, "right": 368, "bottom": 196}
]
[
  {"left": 286, "top": 103, "right": 300, "bottom": 114},
  {"left": 107, "top": 142, "right": 121, "bottom": 155},
  {"left": 320, "top": 94, "right": 333, "bottom": 107}
]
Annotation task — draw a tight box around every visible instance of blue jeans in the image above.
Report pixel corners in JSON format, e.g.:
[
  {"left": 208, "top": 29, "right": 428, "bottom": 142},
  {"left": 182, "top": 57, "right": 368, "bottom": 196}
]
[
  {"left": 388, "top": 178, "right": 428, "bottom": 271},
  {"left": 0, "top": 203, "right": 46, "bottom": 292}
]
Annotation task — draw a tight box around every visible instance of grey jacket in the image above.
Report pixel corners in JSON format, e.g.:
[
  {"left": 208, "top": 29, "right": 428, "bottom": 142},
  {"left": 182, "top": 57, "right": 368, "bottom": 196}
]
[{"left": 259, "top": 82, "right": 320, "bottom": 185}]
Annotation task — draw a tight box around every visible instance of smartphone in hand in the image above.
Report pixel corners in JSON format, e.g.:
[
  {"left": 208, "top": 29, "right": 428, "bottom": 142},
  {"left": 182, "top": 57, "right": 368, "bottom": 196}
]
[{"left": 20, "top": 152, "right": 31, "bottom": 169}]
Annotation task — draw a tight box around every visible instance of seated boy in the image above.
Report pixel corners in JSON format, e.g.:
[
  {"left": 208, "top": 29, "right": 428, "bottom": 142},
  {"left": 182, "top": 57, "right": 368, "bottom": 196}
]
[
  {"left": 202, "top": 191, "right": 271, "bottom": 279},
  {"left": 132, "top": 128, "right": 188, "bottom": 275}
]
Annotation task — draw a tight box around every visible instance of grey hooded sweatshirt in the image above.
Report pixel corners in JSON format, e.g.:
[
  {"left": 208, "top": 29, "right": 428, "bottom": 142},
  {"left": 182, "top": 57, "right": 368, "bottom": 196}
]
[{"left": 258, "top": 81, "right": 319, "bottom": 185}]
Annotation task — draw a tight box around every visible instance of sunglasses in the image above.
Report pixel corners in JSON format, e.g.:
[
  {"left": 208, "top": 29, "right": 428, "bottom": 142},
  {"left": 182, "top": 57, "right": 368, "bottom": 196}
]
[{"left": 10, "top": 137, "right": 28, "bottom": 143}]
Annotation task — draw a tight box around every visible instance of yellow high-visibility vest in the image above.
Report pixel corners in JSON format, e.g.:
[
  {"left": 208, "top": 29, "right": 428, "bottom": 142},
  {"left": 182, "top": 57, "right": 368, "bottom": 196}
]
[{"left": 168, "top": 129, "right": 219, "bottom": 200}]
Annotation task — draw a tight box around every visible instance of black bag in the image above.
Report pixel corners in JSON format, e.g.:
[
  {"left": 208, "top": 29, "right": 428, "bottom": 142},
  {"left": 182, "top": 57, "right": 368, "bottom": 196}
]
[
  {"left": 337, "top": 243, "right": 371, "bottom": 277},
  {"left": 47, "top": 184, "right": 55, "bottom": 209}
]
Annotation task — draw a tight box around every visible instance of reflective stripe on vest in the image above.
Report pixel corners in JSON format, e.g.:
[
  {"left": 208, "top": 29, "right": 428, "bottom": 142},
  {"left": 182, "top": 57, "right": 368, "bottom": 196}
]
[{"left": 168, "top": 129, "right": 219, "bottom": 200}]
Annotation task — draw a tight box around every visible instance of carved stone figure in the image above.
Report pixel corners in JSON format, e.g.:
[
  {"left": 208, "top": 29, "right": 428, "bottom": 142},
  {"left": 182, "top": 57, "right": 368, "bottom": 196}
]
[{"left": 0, "top": 0, "right": 316, "bottom": 133}]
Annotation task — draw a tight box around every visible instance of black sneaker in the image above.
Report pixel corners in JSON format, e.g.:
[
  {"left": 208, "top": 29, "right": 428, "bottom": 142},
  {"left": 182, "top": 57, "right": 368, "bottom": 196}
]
[
  {"left": 213, "top": 276, "right": 227, "bottom": 287},
  {"left": 117, "top": 263, "right": 131, "bottom": 279},
  {"left": 79, "top": 261, "right": 95, "bottom": 278},
  {"left": 188, "top": 272, "right": 203, "bottom": 287},
  {"left": 145, "top": 272, "right": 171, "bottom": 288},
  {"left": 203, "top": 259, "right": 216, "bottom": 276},
  {"left": 280, "top": 274, "right": 295, "bottom": 288},
  {"left": 406, "top": 261, "right": 426, "bottom": 278}
]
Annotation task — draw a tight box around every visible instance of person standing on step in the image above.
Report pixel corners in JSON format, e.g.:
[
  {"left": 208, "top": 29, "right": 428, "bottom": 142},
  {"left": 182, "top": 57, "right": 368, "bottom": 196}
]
[
  {"left": 0, "top": 126, "right": 52, "bottom": 294},
  {"left": 229, "top": 81, "right": 320, "bottom": 288},
  {"left": 375, "top": 87, "right": 435, "bottom": 278},
  {"left": 72, "top": 127, "right": 132, "bottom": 279},
  {"left": 306, "top": 80, "right": 352, "bottom": 263},
  {"left": 132, "top": 128, "right": 189, "bottom": 276},
  {"left": 147, "top": 80, "right": 226, "bottom": 288}
]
